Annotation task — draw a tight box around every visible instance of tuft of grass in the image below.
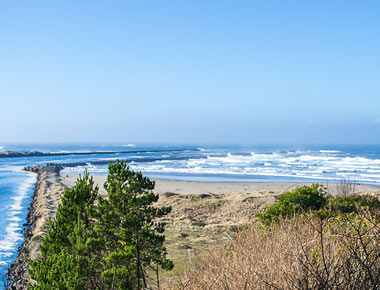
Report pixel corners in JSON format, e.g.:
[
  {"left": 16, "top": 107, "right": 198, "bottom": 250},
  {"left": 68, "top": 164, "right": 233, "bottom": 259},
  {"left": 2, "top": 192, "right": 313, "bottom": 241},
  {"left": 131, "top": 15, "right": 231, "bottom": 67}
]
[
  {"left": 31, "top": 235, "right": 41, "bottom": 243},
  {"left": 191, "top": 221, "right": 206, "bottom": 227}
]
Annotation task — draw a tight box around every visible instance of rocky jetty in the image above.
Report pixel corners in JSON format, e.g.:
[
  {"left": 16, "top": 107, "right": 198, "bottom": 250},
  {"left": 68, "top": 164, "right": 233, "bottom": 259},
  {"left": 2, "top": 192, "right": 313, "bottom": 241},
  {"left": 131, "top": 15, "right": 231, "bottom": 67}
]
[{"left": 7, "top": 165, "right": 65, "bottom": 289}]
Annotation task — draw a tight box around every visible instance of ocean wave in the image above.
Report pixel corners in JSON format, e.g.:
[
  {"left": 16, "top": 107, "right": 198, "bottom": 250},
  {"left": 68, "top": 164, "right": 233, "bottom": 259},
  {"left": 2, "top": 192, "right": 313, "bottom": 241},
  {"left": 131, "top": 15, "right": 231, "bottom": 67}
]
[
  {"left": 0, "top": 172, "right": 36, "bottom": 260},
  {"left": 60, "top": 148, "right": 380, "bottom": 185},
  {"left": 125, "top": 150, "right": 380, "bottom": 184}
]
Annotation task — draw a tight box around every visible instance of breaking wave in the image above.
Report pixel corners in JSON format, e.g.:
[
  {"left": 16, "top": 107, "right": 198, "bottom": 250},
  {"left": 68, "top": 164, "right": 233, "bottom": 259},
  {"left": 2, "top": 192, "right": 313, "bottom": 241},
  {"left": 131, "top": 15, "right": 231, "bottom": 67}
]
[
  {"left": 0, "top": 172, "right": 36, "bottom": 267},
  {"left": 61, "top": 149, "right": 380, "bottom": 185}
]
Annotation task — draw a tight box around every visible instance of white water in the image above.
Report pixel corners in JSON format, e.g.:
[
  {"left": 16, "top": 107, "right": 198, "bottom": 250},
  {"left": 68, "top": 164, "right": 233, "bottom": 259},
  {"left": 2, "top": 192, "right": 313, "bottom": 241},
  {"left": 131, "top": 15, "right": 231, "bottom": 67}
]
[
  {"left": 61, "top": 149, "right": 380, "bottom": 184},
  {"left": 0, "top": 172, "right": 36, "bottom": 266}
]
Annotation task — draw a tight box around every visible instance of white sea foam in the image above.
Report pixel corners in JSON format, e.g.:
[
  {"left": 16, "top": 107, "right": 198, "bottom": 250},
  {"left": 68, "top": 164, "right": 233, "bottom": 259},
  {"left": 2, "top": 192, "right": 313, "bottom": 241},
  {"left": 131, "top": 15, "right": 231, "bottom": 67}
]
[
  {"left": 0, "top": 252, "right": 12, "bottom": 257},
  {"left": 49, "top": 150, "right": 92, "bottom": 154},
  {"left": 62, "top": 166, "right": 108, "bottom": 175},
  {"left": 61, "top": 149, "right": 380, "bottom": 185},
  {"left": 0, "top": 172, "right": 37, "bottom": 261},
  {"left": 132, "top": 150, "right": 380, "bottom": 183},
  {"left": 7, "top": 216, "right": 22, "bottom": 222}
]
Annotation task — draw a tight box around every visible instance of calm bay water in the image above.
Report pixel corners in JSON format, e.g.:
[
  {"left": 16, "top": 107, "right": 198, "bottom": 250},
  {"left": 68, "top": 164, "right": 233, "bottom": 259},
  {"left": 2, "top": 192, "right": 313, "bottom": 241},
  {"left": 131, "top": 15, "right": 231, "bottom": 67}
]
[{"left": 0, "top": 143, "right": 380, "bottom": 283}]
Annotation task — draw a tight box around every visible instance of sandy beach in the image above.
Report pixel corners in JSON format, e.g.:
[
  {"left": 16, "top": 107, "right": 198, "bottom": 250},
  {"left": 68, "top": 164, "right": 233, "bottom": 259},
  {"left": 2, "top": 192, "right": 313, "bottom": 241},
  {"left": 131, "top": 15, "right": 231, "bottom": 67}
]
[{"left": 61, "top": 173, "right": 380, "bottom": 197}]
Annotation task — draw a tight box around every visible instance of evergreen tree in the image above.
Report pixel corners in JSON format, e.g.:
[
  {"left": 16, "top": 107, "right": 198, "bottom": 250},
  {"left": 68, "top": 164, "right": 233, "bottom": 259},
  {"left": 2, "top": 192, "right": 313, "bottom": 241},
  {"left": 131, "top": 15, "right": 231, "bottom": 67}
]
[
  {"left": 29, "top": 216, "right": 102, "bottom": 289},
  {"left": 29, "top": 162, "right": 174, "bottom": 289},
  {"left": 95, "top": 160, "right": 173, "bottom": 289},
  {"left": 29, "top": 172, "right": 103, "bottom": 289},
  {"left": 40, "top": 171, "right": 98, "bottom": 255}
]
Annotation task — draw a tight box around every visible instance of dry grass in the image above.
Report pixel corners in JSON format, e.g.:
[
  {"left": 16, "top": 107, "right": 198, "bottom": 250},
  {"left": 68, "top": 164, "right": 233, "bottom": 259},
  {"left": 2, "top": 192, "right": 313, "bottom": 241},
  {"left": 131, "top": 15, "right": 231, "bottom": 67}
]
[
  {"left": 155, "top": 191, "right": 276, "bottom": 233},
  {"left": 169, "top": 212, "right": 380, "bottom": 289},
  {"left": 335, "top": 178, "right": 357, "bottom": 197}
]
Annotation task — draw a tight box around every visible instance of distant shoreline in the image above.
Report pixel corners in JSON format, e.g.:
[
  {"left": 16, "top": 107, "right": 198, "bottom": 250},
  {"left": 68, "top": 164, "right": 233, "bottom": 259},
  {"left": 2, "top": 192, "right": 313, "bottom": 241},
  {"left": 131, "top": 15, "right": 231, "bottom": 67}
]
[{"left": 0, "top": 148, "right": 198, "bottom": 159}]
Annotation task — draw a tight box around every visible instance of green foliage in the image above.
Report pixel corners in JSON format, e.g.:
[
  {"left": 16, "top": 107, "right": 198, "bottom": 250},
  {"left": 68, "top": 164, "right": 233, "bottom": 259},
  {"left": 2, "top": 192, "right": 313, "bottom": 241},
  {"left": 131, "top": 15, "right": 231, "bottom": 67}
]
[
  {"left": 39, "top": 171, "right": 98, "bottom": 256},
  {"left": 29, "top": 161, "right": 173, "bottom": 289},
  {"left": 257, "top": 183, "right": 380, "bottom": 226},
  {"left": 256, "top": 184, "right": 327, "bottom": 225},
  {"left": 29, "top": 216, "right": 102, "bottom": 289},
  {"left": 191, "top": 221, "right": 206, "bottom": 227},
  {"left": 95, "top": 161, "right": 173, "bottom": 289},
  {"left": 326, "top": 194, "right": 380, "bottom": 213},
  {"left": 29, "top": 172, "right": 101, "bottom": 289}
]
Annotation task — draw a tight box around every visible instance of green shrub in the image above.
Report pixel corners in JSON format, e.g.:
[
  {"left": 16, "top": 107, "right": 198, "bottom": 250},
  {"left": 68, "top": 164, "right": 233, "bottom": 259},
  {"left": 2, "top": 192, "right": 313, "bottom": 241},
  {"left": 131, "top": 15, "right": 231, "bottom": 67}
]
[
  {"left": 257, "top": 183, "right": 380, "bottom": 226},
  {"left": 256, "top": 184, "right": 327, "bottom": 225},
  {"left": 326, "top": 194, "right": 380, "bottom": 214}
]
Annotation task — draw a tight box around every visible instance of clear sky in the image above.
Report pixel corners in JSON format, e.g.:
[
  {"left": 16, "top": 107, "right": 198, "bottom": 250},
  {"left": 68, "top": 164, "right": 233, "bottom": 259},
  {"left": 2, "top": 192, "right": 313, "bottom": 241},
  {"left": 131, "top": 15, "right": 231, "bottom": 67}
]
[{"left": 0, "top": 1, "right": 379, "bottom": 145}]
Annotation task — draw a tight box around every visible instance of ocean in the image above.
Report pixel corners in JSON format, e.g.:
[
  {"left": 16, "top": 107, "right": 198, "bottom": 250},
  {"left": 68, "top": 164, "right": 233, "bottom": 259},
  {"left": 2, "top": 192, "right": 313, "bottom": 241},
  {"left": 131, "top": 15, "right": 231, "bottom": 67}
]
[{"left": 0, "top": 143, "right": 380, "bottom": 283}]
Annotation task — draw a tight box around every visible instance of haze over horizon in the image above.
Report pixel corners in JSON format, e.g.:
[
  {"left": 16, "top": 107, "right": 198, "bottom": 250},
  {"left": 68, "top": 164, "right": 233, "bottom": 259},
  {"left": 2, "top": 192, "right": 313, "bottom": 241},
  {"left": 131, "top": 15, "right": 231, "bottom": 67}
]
[{"left": 1, "top": 1, "right": 380, "bottom": 144}]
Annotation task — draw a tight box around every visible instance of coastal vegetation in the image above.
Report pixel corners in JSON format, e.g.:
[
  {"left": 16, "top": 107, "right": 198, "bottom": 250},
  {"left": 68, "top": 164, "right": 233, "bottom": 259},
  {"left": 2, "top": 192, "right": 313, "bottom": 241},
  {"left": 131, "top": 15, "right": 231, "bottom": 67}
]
[
  {"left": 256, "top": 183, "right": 380, "bottom": 225},
  {"left": 25, "top": 165, "right": 380, "bottom": 289},
  {"left": 172, "top": 185, "right": 380, "bottom": 289},
  {"left": 28, "top": 161, "right": 173, "bottom": 289}
]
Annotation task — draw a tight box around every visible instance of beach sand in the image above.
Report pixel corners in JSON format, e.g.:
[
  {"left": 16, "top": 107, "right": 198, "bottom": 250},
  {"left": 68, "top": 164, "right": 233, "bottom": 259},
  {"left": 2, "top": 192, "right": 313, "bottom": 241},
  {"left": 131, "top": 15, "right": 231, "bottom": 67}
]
[
  {"left": 60, "top": 173, "right": 380, "bottom": 233},
  {"left": 60, "top": 173, "right": 380, "bottom": 281},
  {"left": 61, "top": 173, "right": 380, "bottom": 196}
]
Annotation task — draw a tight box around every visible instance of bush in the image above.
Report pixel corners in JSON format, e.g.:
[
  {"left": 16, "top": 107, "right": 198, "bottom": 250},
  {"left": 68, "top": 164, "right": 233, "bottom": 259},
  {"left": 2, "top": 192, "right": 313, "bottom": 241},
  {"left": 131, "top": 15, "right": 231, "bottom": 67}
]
[
  {"left": 256, "top": 184, "right": 380, "bottom": 226},
  {"left": 256, "top": 184, "right": 327, "bottom": 225},
  {"left": 172, "top": 213, "right": 380, "bottom": 289},
  {"left": 326, "top": 194, "right": 380, "bottom": 214}
]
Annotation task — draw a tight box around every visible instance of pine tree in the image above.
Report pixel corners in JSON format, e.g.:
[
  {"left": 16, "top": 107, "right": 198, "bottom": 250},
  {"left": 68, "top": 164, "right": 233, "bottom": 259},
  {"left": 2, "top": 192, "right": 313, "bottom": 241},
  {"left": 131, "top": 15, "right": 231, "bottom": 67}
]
[
  {"left": 40, "top": 171, "right": 98, "bottom": 255},
  {"left": 95, "top": 160, "right": 173, "bottom": 289},
  {"left": 29, "top": 162, "right": 173, "bottom": 289},
  {"left": 29, "top": 216, "right": 102, "bottom": 289},
  {"left": 29, "top": 172, "right": 103, "bottom": 289}
]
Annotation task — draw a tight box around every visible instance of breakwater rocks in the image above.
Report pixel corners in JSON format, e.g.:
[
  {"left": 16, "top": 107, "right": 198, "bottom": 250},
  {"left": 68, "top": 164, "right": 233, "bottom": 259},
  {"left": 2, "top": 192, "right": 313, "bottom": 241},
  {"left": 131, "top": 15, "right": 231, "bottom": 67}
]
[
  {"left": 7, "top": 165, "right": 65, "bottom": 289},
  {"left": 24, "top": 164, "right": 63, "bottom": 174}
]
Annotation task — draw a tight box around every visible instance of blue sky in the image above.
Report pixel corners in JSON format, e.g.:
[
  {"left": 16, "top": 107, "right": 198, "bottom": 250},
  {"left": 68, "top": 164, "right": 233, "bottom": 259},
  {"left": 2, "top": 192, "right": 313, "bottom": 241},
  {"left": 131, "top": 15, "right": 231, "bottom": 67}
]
[{"left": 0, "top": 1, "right": 379, "bottom": 144}]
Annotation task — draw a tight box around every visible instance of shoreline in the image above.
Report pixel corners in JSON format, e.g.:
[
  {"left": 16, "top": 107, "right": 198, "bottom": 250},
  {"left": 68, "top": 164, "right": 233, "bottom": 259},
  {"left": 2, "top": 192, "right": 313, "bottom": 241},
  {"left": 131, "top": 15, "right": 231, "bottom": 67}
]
[
  {"left": 7, "top": 165, "right": 380, "bottom": 287},
  {"left": 61, "top": 173, "right": 380, "bottom": 196},
  {"left": 7, "top": 165, "right": 64, "bottom": 289}
]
